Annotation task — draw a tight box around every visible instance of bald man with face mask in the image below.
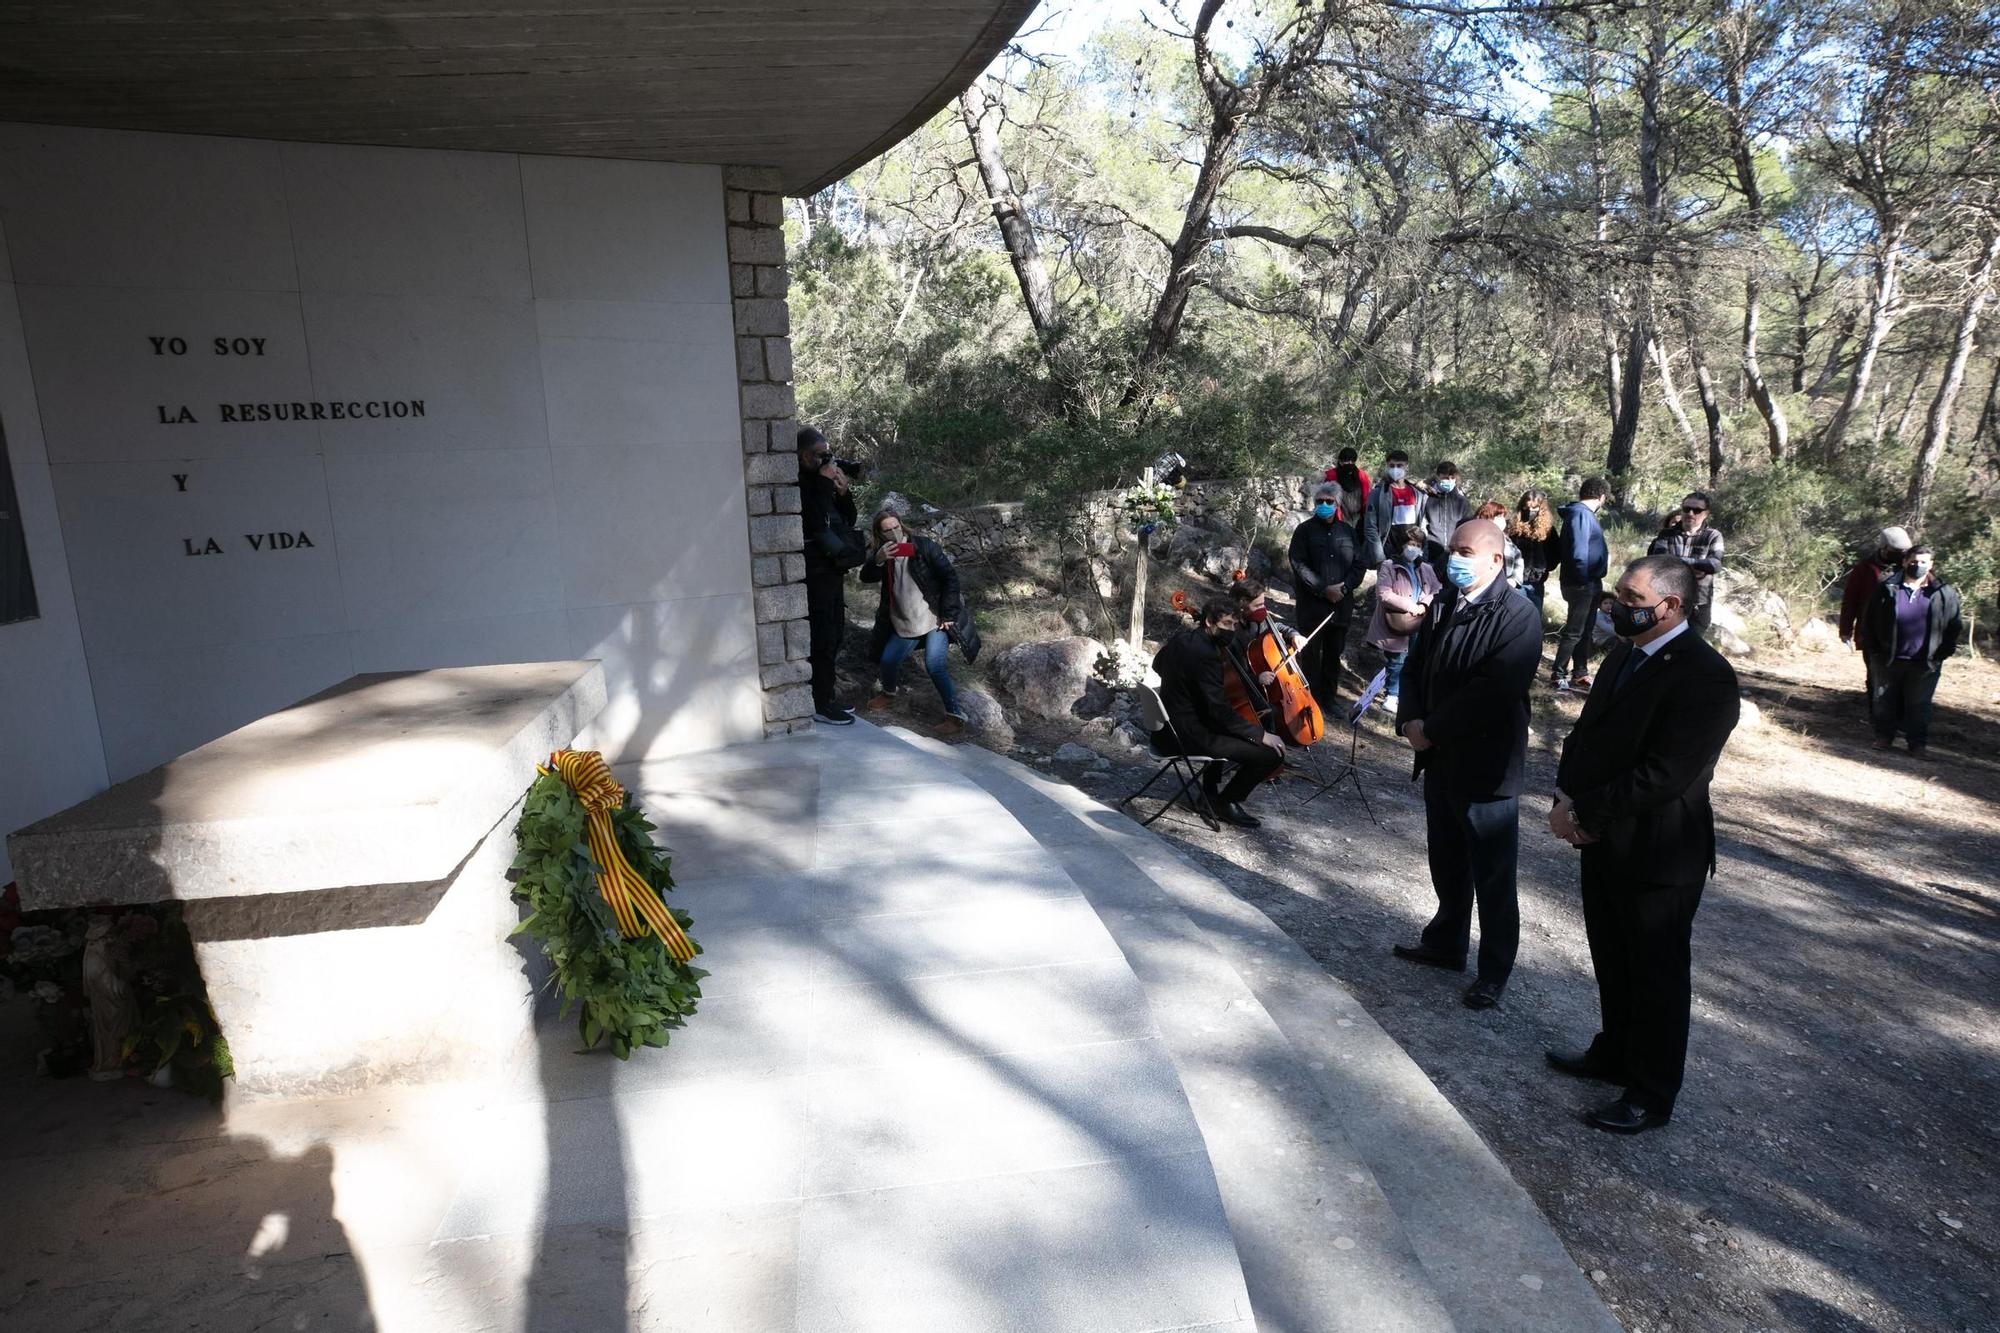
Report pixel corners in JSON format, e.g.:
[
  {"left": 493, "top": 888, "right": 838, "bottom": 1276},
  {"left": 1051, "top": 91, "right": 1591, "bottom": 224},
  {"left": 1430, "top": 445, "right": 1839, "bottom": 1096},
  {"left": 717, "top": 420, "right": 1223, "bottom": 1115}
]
[{"left": 1392, "top": 520, "right": 1544, "bottom": 1009}]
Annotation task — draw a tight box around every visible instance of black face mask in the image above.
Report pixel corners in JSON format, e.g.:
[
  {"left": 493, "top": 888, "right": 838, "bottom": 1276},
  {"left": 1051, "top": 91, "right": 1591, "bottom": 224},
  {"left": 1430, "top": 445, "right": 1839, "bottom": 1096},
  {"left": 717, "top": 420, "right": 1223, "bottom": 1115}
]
[{"left": 1608, "top": 598, "right": 1668, "bottom": 638}]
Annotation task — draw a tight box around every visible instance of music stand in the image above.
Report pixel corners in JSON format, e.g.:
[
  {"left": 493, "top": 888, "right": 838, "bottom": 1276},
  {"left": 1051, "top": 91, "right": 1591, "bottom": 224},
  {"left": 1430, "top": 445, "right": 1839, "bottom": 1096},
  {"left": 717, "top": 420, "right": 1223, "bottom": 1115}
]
[{"left": 1294, "top": 667, "right": 1384, "bottom": 826}]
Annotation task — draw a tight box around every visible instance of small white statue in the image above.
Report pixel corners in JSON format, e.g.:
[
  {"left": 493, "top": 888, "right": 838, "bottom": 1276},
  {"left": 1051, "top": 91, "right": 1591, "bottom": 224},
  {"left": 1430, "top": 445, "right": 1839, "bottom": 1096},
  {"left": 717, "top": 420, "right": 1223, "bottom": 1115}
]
[{"left": 82, "top": 916, "right": 136, "bottom": 1081}]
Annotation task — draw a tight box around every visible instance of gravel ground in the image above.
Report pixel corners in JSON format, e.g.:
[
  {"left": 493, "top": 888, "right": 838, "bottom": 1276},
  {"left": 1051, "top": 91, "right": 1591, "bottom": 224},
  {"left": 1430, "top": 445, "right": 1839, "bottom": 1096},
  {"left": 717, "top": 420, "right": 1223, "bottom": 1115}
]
[{"left": 994, "top": 641, "right": 2000, "bottom": 1333}]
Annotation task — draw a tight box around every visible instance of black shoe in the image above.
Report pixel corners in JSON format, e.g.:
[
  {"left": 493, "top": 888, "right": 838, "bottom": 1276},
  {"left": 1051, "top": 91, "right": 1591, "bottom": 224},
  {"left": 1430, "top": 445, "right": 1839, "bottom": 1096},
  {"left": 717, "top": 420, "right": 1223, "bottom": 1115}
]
[
  {"left": 1581, "top": 1098, "right": 1671, "bottom": 1135},
  {"left": 1391, "top": 944, "right": 1467, "bottom": 972},
  {"left": 1215, "top": 801, "right": 1262, "bottom": 829},
  {"left": 814, "top": 705, "right": 856, "bottom": 726},
  {"left": 1545, "top": 1048, "right": 1623, "bottom": 1084},
  {"left": 1462, "top": 978, "right": 1505, "bottom": 1009}
]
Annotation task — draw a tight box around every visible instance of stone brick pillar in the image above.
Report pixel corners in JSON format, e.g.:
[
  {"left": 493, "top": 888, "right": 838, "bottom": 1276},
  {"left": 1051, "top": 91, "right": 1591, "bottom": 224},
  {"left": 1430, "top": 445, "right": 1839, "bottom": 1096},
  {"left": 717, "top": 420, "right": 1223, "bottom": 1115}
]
[{"left": 725, "top": 166, "right": 814, "bottom": 736}]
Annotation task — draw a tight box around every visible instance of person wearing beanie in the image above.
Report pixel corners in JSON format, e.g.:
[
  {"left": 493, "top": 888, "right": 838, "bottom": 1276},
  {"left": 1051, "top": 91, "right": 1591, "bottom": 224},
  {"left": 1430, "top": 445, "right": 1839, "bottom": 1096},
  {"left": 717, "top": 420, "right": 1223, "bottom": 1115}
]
[{"left": 1839, "top": 526, "right": 1914, "bottom": 709}]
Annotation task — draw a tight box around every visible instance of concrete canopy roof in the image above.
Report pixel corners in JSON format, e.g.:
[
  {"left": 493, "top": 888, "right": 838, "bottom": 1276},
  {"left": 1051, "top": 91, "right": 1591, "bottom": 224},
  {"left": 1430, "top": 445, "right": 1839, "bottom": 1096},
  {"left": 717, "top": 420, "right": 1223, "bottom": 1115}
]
[{"left": 0, "top": 1, "right": 1042, "bottom": 195}]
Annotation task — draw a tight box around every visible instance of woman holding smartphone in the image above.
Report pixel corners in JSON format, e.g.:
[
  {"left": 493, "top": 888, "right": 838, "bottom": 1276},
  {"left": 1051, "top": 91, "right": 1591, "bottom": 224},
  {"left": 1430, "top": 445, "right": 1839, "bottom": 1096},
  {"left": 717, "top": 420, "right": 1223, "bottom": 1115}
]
[{"left": 861, "top": 510, "right": 973, "bottom": 732}]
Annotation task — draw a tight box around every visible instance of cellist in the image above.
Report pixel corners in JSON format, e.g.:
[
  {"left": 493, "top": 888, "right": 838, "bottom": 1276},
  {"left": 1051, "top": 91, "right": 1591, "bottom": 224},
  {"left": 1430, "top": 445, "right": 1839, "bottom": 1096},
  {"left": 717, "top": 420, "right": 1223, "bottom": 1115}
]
[
  {"left": 1227, "top": 575, "right": 1297, "bottom": 729},
  {"left": 1150, "top": 600, "right": 1287, "bottom": 829}
]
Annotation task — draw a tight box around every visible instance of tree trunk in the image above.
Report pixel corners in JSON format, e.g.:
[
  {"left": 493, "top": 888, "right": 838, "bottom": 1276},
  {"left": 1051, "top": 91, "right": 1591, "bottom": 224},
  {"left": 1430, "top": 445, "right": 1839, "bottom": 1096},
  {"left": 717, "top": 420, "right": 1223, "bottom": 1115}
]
[
  {"left": 1891, "top": 371, "right": 1926, "bottom": 446},
  {"left": 1673, "top": 262, "right": 1727, "bottom": 483},
  {"left": 1585, "top": 20, "right": 1623, "bottom": 422},
  {"left": 1809, "top": 307, "right": 1857, "bottom": 397},
  {"left": 1717, "top": 6, "right": 1790, "bottom": 461},
  {"left": 1608, "top": 1, "right": 1667, "bottom": 479},
  {"left": 1907, "top": 227, "right": 2000, "bottom": 529},
  {"left": 1138, "top": 114, "right": 1240, "bottom": 378},
  {"left": 957, "top": 80, "right": 1060, "bottom": 349},
  {"left": 1821, "top": 221, "right": 1908, "bottom": 458},
  {"left": 1650, "top": 339, "right": 1702, "bottom": 472},
  {"left": 1972, "top": 352, "right": 2000, "bottom": 457}
]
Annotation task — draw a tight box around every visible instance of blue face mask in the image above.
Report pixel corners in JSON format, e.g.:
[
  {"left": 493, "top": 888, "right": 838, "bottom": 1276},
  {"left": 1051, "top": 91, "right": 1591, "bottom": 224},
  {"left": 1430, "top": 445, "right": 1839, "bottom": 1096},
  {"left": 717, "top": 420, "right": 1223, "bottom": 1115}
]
[
  {"left": 1386, "top": 466, "right": 1407, "bottom": 481},
  {"left": 1435, "top": 478, "right": 1457, "bottom": 493},
  {"left": 1446, "top": 554, "right": 1483, "bottom": 588},
  {"left": 1314, "top": 502, "right": 1337, "bottom": 520}
]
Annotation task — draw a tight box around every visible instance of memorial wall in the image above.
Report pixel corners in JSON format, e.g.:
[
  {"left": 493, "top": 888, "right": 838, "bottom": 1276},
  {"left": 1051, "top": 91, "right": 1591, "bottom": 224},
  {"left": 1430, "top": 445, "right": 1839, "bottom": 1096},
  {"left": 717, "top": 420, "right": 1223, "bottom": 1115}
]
[{"left": 0, "top": 124, "right": 768, "bottom": 878}]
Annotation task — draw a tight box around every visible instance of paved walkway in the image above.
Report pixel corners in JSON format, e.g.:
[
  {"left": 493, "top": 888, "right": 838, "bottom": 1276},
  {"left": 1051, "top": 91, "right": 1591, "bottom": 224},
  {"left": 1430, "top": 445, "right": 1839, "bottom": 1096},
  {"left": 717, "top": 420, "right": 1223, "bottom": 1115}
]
[{"left": 0, "top": 723, "right": 1619, "bottom": 1331}]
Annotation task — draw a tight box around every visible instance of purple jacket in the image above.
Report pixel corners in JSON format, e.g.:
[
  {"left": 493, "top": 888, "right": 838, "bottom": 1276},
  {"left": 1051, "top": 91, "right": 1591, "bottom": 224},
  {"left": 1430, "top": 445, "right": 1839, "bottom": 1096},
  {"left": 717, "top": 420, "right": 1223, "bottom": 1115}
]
[{"left": 1366, "top": 558, "right": 1442, "bottom": 653}]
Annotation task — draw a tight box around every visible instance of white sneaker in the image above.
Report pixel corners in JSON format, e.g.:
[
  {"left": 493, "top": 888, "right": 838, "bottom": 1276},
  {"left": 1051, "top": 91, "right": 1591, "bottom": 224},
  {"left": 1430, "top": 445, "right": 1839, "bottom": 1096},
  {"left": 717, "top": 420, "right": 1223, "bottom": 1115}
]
[{"left": 1380, "top": 695, "right": 1399, "bottom": 716}]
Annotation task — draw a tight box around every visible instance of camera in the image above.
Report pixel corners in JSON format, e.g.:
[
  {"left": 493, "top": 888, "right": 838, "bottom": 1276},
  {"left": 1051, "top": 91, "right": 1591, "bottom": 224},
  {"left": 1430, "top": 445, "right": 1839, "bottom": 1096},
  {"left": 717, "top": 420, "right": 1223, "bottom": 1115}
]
[{"left": 826, "top": 455, "right": 867, "bottom": 479}]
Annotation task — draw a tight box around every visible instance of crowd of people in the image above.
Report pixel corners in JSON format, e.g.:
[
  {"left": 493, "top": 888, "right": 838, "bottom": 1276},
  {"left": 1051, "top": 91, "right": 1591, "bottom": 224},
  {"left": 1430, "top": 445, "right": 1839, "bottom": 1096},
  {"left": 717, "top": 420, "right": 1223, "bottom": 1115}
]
[
  {"left": 795, "top": 426, "right": 1972, "bottom": 1135},
  {"left": 1142, "top": 449, "right": 1971, "bottom": 1137}
]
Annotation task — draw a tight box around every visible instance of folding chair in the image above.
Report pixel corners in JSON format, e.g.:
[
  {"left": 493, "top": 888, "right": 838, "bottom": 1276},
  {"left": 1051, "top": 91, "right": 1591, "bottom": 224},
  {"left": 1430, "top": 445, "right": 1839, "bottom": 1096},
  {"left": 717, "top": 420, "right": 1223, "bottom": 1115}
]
[{"left": 1119, "top": 684, "right": 1222, "bottom": 831}]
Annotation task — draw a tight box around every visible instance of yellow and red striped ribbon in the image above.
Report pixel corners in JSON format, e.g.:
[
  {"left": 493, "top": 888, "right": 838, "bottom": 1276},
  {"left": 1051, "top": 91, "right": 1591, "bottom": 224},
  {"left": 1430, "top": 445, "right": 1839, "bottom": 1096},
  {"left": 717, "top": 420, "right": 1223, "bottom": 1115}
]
[{"left": 542, "top": 749, "right": 696, "bottom": 963}]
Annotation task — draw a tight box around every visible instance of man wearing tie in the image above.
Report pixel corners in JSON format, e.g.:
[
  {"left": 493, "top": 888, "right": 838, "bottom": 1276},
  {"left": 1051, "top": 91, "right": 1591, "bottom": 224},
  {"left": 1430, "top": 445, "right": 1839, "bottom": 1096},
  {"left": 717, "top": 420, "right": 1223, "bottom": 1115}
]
[{"left": 1548, "top": 555, "right": 1741, "bottom": 1134}]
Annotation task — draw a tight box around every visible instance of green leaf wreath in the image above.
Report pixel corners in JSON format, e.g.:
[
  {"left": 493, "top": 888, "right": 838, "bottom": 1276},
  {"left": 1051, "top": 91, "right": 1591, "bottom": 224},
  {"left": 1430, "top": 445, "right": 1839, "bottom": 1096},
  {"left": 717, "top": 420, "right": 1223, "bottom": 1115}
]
[{"left": 509, "top": 772, "right": 706, "bottom": 1058}]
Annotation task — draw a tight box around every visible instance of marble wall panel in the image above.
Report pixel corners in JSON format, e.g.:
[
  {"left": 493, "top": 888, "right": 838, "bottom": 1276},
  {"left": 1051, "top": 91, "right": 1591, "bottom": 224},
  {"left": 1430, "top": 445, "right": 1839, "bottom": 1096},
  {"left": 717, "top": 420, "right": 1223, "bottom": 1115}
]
[
  {"left": 0, "top": 126, "right": 297, "bottom": 291},
  {"left": 14, "top": 285, "right": 319, "bottom": 463},
  {"left": 86, "top": 633, "right": 355, "bottom": 782},
  {"left": 323, "top": 449, "right": 563, "bottom": 631},
  {"left": 520, "top": 156, "right": 730, "bottom": 305},
  {"left": 567, "top": 594, "right": 764, "bottom": 760},
  {"left": 1, "top": 126, "right": 760, "bottom": 816},
  {"left": 345, "top": 609, "right": 571, "bottom": 676},
  {"left": 0, "top": 252, "right": 107, "bottom": 876},
  {"left": 51, "top": 457, "right": 345, "bottom": 657},
  {"left": 550, "top": 439, "right": 750, "bottom": 607},
  {"left": 536, "top": 300, "right": 738, "bottom": 447},
  {"left": 301, "top": 292, "right": 546, "bottom": 454},
  {"left": 282, "top": 142, "right": 532, "bottom": 300}
]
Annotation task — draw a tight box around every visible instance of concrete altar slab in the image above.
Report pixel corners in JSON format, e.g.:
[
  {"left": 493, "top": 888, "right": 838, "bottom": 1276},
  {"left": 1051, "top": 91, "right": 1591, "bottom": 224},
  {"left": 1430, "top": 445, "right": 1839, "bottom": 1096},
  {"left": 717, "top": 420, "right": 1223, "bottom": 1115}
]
[
  {"left": 6, "top": 660, "right": 607, "bottom": 1099},
  {"left": 7, "top": 659, "right": 606, "bottom": 907}
]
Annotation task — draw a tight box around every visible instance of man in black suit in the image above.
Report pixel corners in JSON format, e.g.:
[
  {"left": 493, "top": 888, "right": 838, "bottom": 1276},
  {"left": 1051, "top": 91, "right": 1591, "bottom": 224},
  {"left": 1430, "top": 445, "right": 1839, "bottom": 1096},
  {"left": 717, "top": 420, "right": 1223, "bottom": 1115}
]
[
  {"left": 1549, "top": 555, "right": 1741, "bottom": 1135},
  {"left": 1151, "top": 601, "right": 1287, "bottom": 828},
  {"left": 1394, "top": 520, "right": 1543, "bottom": 1009}
]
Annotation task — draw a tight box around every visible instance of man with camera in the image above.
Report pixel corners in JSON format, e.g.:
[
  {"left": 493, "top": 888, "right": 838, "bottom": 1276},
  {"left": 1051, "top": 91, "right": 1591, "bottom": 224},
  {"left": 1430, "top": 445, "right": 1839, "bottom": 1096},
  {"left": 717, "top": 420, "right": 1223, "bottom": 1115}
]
[
  {"left": 1647, "top": 492, "right": 1725, "bottom": 638},
  {"left": 797, "top": 427, "right": 863, "bottom": 725}
]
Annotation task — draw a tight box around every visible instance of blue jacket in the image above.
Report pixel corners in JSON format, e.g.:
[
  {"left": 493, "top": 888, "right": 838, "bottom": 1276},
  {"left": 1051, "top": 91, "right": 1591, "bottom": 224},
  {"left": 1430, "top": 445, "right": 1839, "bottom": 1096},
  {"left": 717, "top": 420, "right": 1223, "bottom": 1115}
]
[{"left": 1557, "top": 501, "right": 1608, "bottom": 586}]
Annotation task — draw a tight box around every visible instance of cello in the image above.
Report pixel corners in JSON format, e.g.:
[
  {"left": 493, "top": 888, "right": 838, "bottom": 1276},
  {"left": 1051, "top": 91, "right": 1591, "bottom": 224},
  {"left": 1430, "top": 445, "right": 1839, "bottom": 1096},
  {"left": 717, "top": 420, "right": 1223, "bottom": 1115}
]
[{"left": 1170, "top": 590, "right": 1327, "bottom": 748}]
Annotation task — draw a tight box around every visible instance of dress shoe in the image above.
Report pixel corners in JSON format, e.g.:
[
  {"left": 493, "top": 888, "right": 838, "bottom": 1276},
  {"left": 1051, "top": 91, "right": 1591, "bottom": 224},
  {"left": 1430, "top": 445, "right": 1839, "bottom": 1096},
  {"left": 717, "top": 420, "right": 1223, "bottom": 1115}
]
[
  {"left": 1215, "top": 801, "right": 1262, "bottom": 829},
  {"left": 1908, "top": 743, "right": 1929, "bottom": 758},
  {"left": 1581, "top": 1098, "right": 1671, "bottom": 1135},
  {"left": 1545, "top": 1048, "right": 1623, "bottom": 1084},
  {"left": 1462, "top": 978, "right": 1505, "bottom": 1009},
  {"left": 1391, "top": 944, "right": 1467, "bottom": 972}
]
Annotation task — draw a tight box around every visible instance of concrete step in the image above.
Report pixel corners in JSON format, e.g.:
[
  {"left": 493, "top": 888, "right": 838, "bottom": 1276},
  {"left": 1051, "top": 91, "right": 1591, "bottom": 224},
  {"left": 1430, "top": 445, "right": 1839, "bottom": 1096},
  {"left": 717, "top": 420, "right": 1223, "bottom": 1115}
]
[
  {"left": 879, "top": 726, "right": 1451, "bottom": 1333},
  {"left": 884, "top": 726, "right": 1623, "bottom": 1333}
]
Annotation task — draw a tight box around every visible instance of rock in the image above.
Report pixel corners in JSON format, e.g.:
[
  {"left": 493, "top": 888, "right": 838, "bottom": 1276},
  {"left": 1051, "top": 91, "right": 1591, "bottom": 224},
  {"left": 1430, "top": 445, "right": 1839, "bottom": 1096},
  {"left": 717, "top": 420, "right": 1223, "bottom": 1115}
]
[
  {"left": 1164, "top": 523, "right": 1214, "bottom": 567},
  {"left": 992, "top": 635, "right": 1103, "bottom": 721},
  {"left": 1197, "top": 544, "right": 1248, "bottom": 580},
  {"left": 1117, "top": 720, "right": 1154, "bottom": 749},
  {"left": 875, "top": 491, "right": 911, "bottom": 517},
  {"left": 1714, "top": 624, "right": 1755, "bottom": 658},
  {"left": 951, "top": 686, "right": 1014, "bottom": 748},
  {"left": 1086, "top": 556, "right": 1120, "bottom": 599},
  {"left": 1710, "top": 600, "right": 1751, "bottom": 636},
  {"left": 1797, "top": 616, "right": 1837, "bottom": 652},
  {"left": 1053, "top": 742, "right": 1099, "bottom": 765},
  {"left": 1758, "top": 589, "right": 1795, "bottom": 642},
  {"left": 1073, "top": 678, "right": 1113, "bottom": 719}
]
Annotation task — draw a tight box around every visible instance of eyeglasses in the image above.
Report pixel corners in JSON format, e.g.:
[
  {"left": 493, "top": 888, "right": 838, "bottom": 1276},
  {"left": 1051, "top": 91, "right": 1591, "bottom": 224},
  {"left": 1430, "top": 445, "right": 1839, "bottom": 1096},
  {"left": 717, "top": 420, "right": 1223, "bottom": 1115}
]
[{"left": 1685, "top": 506, "right": 1707, "bottom": 514}]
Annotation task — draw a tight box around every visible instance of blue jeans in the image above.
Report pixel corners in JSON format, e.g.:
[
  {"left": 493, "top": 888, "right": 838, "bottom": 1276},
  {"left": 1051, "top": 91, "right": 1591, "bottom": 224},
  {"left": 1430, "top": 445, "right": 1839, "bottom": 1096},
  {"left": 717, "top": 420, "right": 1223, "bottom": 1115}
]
[
  {"left": 880, "top": 629, "right": 960, "bottom": 714},
  {"left": 1383, "top": 649, "right": 1407, "bottom": 699}
]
